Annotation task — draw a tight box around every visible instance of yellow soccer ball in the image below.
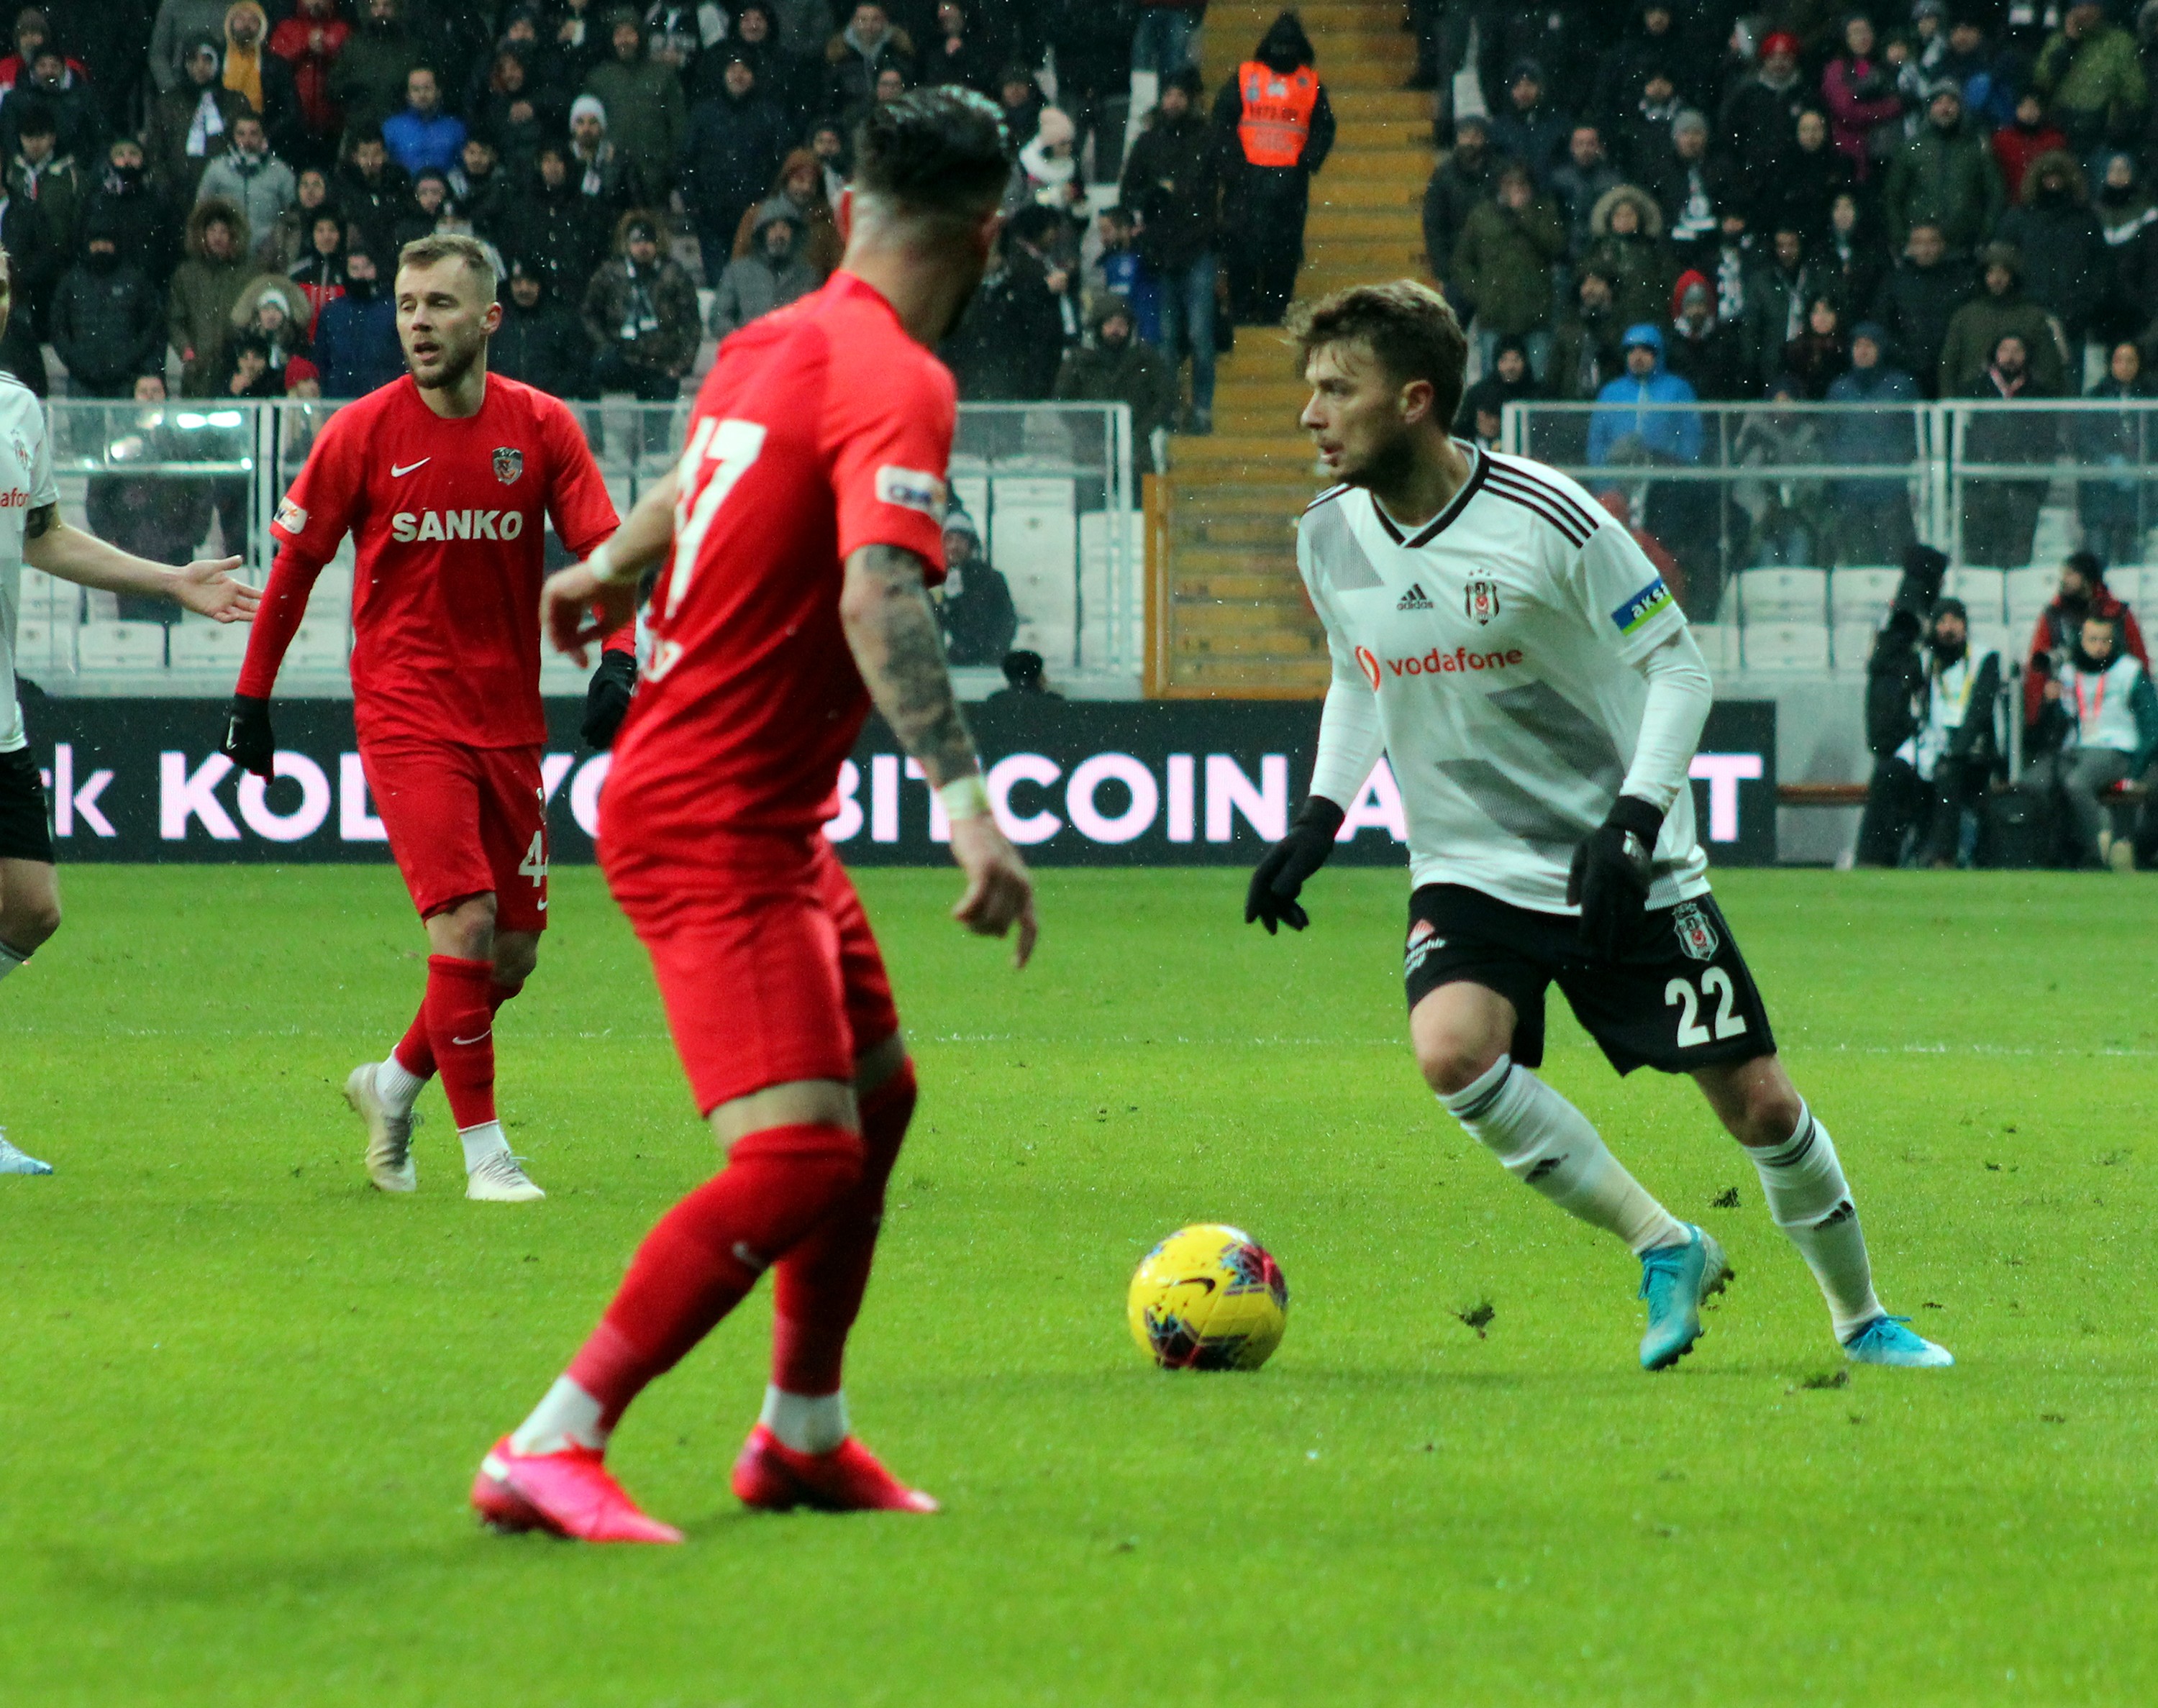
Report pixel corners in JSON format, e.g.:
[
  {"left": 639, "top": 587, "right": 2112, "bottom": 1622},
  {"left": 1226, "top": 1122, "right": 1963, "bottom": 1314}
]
[{"left": 1127, "top": 1224, "right": 1289, "bottom": 1370}]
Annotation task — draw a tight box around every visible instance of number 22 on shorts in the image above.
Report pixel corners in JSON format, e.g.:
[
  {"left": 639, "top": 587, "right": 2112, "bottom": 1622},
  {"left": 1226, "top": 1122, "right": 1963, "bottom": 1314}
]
[{"left": 1666, "top": 968, "right": 1747, "bottom": 1047}]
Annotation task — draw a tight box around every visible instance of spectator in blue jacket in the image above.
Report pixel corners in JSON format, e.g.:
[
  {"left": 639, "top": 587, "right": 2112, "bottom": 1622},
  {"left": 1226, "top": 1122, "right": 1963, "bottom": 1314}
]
[
  {"left": 1587, "top": 322, "right": 1701, "bottom": 466},
  {"left": 381, "top": 67, "right": 466, "bottom": 178},
  {"left": 311, "top": 247, "right": 401, "bottom": 396},
  {"left": 1824, "top": 322, "right": 1921, "bottom": 563}
]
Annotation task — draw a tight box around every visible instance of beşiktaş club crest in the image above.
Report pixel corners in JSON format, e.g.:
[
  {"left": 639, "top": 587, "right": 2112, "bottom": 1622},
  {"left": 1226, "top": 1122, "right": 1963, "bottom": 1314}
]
[
  {"left": 1465, "top": 578, "right": 1500, "bottom": 625},
  {"left": 1672, "top": 902, "right": 1719, "bottom": 962},
  {"left": 1404, "top": 917, "right": 1445, "bottom": 975},
  {"left": 493, "top": 447, "right": 524, "bottom": 485}
]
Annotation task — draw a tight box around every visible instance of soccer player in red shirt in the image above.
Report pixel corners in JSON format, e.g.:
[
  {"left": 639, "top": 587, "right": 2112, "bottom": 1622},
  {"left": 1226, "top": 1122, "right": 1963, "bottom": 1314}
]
[
  {"left": 470, "top": 91, "right": 1036, "bottom": 1543},
  {"left": 221, "top": 233, "right": 622, "bottom": 1204}
]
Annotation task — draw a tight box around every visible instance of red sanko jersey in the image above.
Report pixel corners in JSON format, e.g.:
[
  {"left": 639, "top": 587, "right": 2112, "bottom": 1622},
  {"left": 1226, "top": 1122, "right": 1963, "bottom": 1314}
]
[
  {"left": 239, "top": 374, "right": 620, "bottom": 749},
  {"left": 604, "top": 272, "right": 955, "bottom": 846}
]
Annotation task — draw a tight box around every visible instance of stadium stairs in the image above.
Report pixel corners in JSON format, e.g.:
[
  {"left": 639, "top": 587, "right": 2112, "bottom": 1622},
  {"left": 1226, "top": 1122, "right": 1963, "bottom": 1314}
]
[{"left": 1147, "top": 0, "right": 1434, "bottom": 697}]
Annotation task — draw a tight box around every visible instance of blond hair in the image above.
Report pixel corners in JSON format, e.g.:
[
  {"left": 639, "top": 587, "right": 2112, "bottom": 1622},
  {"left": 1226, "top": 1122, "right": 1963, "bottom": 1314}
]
[{"left": 396, "top": 232, "right": 497, "bottom": 302}]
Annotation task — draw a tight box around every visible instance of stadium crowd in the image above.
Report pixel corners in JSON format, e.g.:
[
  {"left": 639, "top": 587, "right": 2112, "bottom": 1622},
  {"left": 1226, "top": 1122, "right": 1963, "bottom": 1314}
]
[{"left": 0, "top": 0, "right": 1337, "bottom": 448}]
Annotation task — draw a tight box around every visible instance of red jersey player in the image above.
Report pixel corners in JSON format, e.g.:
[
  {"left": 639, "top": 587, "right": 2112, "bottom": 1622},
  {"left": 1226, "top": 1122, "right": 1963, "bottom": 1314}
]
[
  {"left": 221, "top": 234, "right": 621, "bottom": 1204},
  {"left": 470, "top": 91, "right": 1035, "bottom": 1543}
]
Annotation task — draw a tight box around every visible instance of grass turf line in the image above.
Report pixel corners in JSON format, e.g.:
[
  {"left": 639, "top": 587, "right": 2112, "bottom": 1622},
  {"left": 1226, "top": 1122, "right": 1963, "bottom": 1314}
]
[{"left": 1, "top": 865, "right": 2153, "bottom": 1707}]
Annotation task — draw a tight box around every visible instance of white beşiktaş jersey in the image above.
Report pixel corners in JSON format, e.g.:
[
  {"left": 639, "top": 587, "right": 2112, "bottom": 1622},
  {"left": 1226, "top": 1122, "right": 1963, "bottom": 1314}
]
[
  {"left": 0, "top": 371, "right": 58, "bottom": 754},
  {"left": 1298, "top": 444, "right": 1711, "bottom": 914}
]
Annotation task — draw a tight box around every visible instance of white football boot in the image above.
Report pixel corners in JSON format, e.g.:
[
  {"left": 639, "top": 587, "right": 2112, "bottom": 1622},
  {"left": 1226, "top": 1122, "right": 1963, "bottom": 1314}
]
[
  {"left": 0, "top": 1130, "right": 53, "bottom": 1174},
  {"left": 345, "top": 1062, "right": 419, "bottom": 1193},
  {"left": 466, "top": 1150, "right": 546, "bottom": 1202}
]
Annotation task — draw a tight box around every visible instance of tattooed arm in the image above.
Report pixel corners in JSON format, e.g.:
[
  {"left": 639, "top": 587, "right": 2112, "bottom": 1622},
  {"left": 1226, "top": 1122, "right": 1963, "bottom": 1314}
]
[
  {"left": 840, "top": 543, "right": 1037, "bottom": 964},
  {"left": 22, "top": 504, "right": 259, "bottom": 622}
]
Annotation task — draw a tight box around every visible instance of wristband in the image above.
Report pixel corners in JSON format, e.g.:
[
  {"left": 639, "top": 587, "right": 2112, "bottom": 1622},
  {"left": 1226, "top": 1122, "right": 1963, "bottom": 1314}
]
[
  {"left": 587, "top": 541, "right": 633, "bottom": 586},
  {"left": 939, "top": 772, "right": 991, "bottom": 822}
]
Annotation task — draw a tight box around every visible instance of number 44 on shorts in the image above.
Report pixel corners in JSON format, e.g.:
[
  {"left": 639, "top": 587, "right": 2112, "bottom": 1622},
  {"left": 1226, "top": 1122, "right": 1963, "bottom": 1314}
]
[{"left": 1667, "top": 968, "right": 1747, "bottom": 1047}]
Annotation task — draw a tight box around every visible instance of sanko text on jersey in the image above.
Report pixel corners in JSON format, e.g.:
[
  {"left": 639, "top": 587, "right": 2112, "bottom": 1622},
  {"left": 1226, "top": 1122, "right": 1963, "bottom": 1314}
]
[{"left": 389, "top": 509, "right": 530, "bottom": 542}]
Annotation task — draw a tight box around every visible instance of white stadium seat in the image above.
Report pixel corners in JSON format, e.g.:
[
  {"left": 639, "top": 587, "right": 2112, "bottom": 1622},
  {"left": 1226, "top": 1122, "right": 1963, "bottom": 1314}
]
[
  {"left": 1970, "top": 623, "right": 2012, "bottom": 665},
  {"left": 13, "top": 618, "right": 60, "bottom": 671},
  {"left": 1944, "top": 567, "right": 2006, "bottom": 622},
  {"left": 285, "top": 620, "right": 350, "bottom": 667},
  {"left": 1829, "top": 567, "right": 1900, "bottom": 628},
  {"left": 1833, "top": 621, "right": 1881, "bottom": 670},
  {"left": 2004, "top": 566, "right": 2053, "bottom": 624},
  {"left": 77, "top": 620, "right": 167, "bottom": 671},
  {"left": 1689, "top": 623, "right": 1739, "bottom": 674},
  {"left": 1741, "top": 621, "right": 1831, "bottom": 671},
  {"left": 1736, "top": 567, "right": 1828, "bottom": 624},
  {"left": 17, "top": 569, "right": 74, "bottom": 620},
  {"left": 2101, "top": 566, "right": 2141, "bottom": 607},
  {"left": 167, "top": 623, "right": 250, "bottom": 670}
]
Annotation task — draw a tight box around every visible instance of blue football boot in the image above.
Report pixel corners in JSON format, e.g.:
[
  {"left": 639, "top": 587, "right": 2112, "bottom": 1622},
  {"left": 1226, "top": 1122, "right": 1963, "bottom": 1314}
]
[
  {"left": 1842, "top": 1314, "right": 1954, "bottom": 1368},
  {"left": 1638, "top": 1224, "right": 1731, "bottom": 1371}
]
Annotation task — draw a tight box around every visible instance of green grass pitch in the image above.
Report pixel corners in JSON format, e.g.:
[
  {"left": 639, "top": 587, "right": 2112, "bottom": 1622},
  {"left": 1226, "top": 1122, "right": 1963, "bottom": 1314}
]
[{"left": 3, "top": 864, "right": 2154, "bottom": 1706}]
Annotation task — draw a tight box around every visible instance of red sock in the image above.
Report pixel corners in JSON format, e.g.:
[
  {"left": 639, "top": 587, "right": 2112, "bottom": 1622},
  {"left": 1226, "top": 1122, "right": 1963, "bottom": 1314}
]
[
  {"left": 393, "top": 979, "right": 522, "bottom": 1081},
  {"left": 565, "top": 1123, "right": 865, "bottom": 1429},
  {"left": 770, "top": 1061, "right": 916, "bottom": 1396},
  {"left": 424, "top": 954, "right": 502, "bottom": 1128}
]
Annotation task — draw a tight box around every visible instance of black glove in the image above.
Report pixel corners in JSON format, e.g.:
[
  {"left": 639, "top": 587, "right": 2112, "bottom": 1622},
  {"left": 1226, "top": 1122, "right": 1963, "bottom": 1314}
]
[
  {"left": 581, "top": 648, "right": 637, "bottom": 749},
  {"left": 1245, "top": 795, "right": 1346, "bottom": 934},
  {"left": 222, "top": 693, "right": 275, "bottom": 779},
  {"left": 1567, "top": 795, "right": 1664, "bottom": 959}
]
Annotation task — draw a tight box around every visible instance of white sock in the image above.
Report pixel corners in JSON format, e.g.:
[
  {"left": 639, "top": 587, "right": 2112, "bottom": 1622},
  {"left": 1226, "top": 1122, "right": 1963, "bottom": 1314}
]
[
  {"left": 760, "top": 1384, "right": 848, "bottom": 1455},
  {"left": 0, "top": 939, "right": 27, "bottom": 984},
  {"left": 1748, "top": 1102, "right": 1884, "bottom": 1340},
  {"left": 510, "top": 1376, "right": 609, "bottom": 1455},
  {"left": 1441, "top": 1055, "right": 1688, "bottom": 1255},
  {"left": 375, "top": 1054, "right": 427, "bottom": 1115},
  {"left": 459, "top": 1120, "right": 509, "bottom": 1172}
]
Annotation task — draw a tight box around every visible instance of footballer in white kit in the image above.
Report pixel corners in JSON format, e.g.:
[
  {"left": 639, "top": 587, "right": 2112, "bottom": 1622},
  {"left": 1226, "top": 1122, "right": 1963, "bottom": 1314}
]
[
  {"left": 0, "top": 250, "right": 258, "bottom": 1174},
  {"left": 1247, "top": 281, "right": 1951, "bottom": 1372}
]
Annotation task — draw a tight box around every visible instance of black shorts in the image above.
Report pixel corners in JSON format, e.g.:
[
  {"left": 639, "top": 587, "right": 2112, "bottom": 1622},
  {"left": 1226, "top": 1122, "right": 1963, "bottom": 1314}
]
[
  {"left": 1404, "top": 883, "right": 1776, "bottom": 1077},
  {"left": 0, "top": 745, "right": 53, "bottom": 863}
]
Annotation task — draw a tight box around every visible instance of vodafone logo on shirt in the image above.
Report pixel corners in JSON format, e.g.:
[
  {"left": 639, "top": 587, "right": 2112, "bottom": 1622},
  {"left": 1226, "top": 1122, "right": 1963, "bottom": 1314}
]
[
  {"left": 390, "top": 509, "right": 528, "bottom": 542},
  {"left": 1376, "top": 644, "right": 1526, "bottom": 678},
  {"left": 0, "top": 486, "right": 30, "bottom": 508}
]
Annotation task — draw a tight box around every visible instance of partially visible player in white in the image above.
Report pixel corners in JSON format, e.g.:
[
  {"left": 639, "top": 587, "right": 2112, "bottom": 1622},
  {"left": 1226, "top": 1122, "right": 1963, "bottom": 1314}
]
[
  {"left": 0, "top": 247, "right": 259, "bottom": 1174},
  {"left": 1247, "top": 280, "right": 1950, "bottom": 1371}
]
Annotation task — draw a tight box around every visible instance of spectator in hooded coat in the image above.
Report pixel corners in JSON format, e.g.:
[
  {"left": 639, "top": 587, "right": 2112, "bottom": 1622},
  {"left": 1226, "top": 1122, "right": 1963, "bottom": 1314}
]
[
  {"left": 2034, "top": 0, "right": 2148, "bottom": 157},
  {"left": 1581, "top": 183, "right": 1674, "bottom": 332},
  {"left": 1214, "top": 10, "right": 1332, "bottom": 327},
  {"left": 583, "top": 6, "right": 687, "bottom": 203},
  {"left": 1662, "top": 268, "right": 1742, "bottom": 401},
  {"left": 329, "top": 0, "right": 424, "bottom": 130},
  {"left": 1488, "top": 55, "right": 1570, "bottom": 187},
  {"left": 2093, "top": 148, "right": 2158, "bottom": 345},
  {"left": 2077, "top": 341, "right": 2158, "bottom": 566},
  {"left": 51, "top": 218, "right": 163, "bottom": 396},
  {"left": 196, "top": 109, "right": 296, "bottom": 245},
  {"left": 708, "top": 198, "right": 820, "bottom": 337},
  {"left": 1719, "top": 29, "right": 1810, "bottom": 184},
  {"left": 496, "top": 141, "right": 614, "bottom": 305},
  {"left": 1550, "top": 122, "right": 1622, "bottom": 260},
  {"left": 489, "top": 253, "right": 591, "bottom": 398},
  {"left": 1991, "top": 88, "right": 2068, "bottom": 204},
  {"left": 1647, "top": 107, "right": 1740, "bottom": 260},
  {"left": 286, "top": 206, "right": 345, "bottom": 335},
  {"left": 86, "top": 137, "right": 180, "bottom": 283},
  {"left": 1054, "top": 292, "right": 1178, "bottom": 472},
  {"left": 1822, "top": 12, "right": 1906, "bottom": 177},
  {"left": 268, "top": 0, "right": 351, "bottom": 161},
  {"left": 933, "top": 508, "right": 1018, "bottom": 667},
  {"left": 1420, "top": 113, "right": 1497, "bottom": 291},
  {"left": 168, "top": 195, "right": 253, "bottom": 393},
  {"left": 1824, "top": 321, "right": 1921, "bottom": 562},
  {"left": 1995, "top": 148, "right": 2108, "bottom": 352},
  {"left": 681, "top": 51, "right": 788, "bottom": 285},
  {"left": 1454, "top": 333, "right": 1535, "bottom": 447},
  {"left": 1449, "top": 160, "right": 1565, "bottom": 375},
  {"left": 1961, "top": 331, "right": 2062, "bottom": 569},
  {"left": 1119, "top": 64, "right": 1220, "bottom": 431},
  {"left": 729, "top": 146, "right": 842, "bottom": 277},
  {"left": 1761, "top": 107, "right": 1854, "bottom": 248},
  {"left": 583, "top": 209, "right": 699, "bottom": 445}
]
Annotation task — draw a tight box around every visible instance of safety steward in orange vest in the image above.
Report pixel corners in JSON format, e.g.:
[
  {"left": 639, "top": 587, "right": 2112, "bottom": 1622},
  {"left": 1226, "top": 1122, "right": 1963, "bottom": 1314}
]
[{"left": 1213, "top": 11, "right": 1334, "bottom": 326}]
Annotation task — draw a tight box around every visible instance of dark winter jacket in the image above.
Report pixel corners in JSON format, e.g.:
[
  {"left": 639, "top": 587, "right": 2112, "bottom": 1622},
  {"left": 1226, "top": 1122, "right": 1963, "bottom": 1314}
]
[
  {"left": 51, "top": 257, "right": 164, "bottom": 395},
  {"left": 495, "top": 172, "right": 614, "bottom": 307},
  {"left": 167, "top": 198, "right": 253, "bottom": 395},
  {"left": 86, "top": 165, "right": 181, "bottom": 284},
  {"left": 942, "top": 247, "right": 1065, "bottom": 401},
  {"left": 1939, "top": 251, "right": 2067, "bottom": 395},
  {"left": 1052, "top": 295, "right": 1180, "bottom": 471},
  {"left": 490, "top": 288, "right": 592, "bottom": 400},
  {"left": 582, "top": 241, "right": 701, "bottom": 376},
  {"left": 1119, "top": 107, "right": 1222, "bottom": 274},
  {"left": 1451, "top": 191, "right": 1567, "bottom": 334},
  {"left": 312, "top": 283, "right": 401, "bottom": 398},
  {"left": 1993, "top": 153, "right": 2109, "bottom": 344},
  {"left": 709, "top": 200, "right": 820, "bottom": 337},
  {"left": 1869, "top": 252, "right": 1976, "bottom": 395},
  {"left": 583, "top": 24, "right": 688, "bottom": 202},
  {"left": 1421, "top": 140, "right": 1498, "bottom": 281},
  {"left": 1881, "top": 113, "right": 2006, "bottom": 250},
  {"left": 681, "top": 85, "right": 789, "bottom": 242},
  {"left": 145, "top": 78, "right": 252, "bottom": 204}
]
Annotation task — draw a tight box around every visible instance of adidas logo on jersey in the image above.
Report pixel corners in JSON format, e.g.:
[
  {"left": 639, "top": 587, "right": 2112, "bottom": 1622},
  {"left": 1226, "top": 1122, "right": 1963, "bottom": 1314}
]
[{"left": 1396, "top": 583, "right": 1434, "bottom": 611}]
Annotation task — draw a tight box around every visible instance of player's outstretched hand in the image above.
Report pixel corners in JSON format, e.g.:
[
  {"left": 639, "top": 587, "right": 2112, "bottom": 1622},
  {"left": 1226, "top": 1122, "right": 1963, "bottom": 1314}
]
[
  {"left": 581, "top": 648, "right": 637, "bottom": 749},
  {"left": 176, "top": 557, "right": 259, "bottom": 624},
  {"left": 222, "top": 693, "right": 276, "bottom": 780},
  {"left": 542, "top": 560, "right": 638, "bottom": 667},
  {"left": 1568, "top": 795, "right": 1662, "bottom": 959},
  {"left": 1245, "top": 796, "right": 1346, "bottom": 934},
  {"left": 949, "top": 809, "right": 1037, "bottom": 969}
]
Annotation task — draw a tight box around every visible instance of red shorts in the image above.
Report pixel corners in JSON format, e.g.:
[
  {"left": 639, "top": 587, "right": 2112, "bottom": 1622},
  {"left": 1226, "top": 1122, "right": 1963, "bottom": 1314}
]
[
  {"left": 603, "top": 830, "right": 899, "bottom": 1115},
  {"left": 361, "top": 737, "right": 550, "bottom": 932}
]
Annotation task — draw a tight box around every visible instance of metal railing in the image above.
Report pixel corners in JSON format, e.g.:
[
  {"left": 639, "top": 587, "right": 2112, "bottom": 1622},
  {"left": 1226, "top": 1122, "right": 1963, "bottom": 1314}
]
[{"left": 22, "top": 397, "right": 1139, "bottom": 698}]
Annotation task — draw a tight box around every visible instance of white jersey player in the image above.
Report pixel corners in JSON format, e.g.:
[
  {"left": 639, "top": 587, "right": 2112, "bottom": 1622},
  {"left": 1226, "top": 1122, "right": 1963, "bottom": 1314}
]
[
  {"left": 0, "top": 261, "right": 258, "bottom": 1174},
  {"left": 1247, "top": 280, "right": 1950, "bottom": 1371}
]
